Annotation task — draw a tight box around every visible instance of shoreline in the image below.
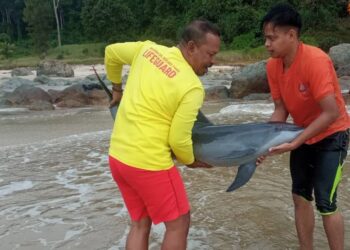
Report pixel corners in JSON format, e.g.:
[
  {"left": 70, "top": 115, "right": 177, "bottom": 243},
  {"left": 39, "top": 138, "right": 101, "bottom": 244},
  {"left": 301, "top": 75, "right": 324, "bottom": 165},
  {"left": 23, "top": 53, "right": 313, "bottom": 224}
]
[{"left": 0, "top": 64, "right": 237, "bottom": 79}]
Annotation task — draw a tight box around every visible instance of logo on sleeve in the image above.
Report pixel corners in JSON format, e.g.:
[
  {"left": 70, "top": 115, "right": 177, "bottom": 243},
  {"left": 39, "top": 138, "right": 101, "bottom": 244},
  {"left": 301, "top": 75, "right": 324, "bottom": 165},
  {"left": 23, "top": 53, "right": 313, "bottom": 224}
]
[{"left": 298, "top": 83, "right": 308, "bottom": 93}]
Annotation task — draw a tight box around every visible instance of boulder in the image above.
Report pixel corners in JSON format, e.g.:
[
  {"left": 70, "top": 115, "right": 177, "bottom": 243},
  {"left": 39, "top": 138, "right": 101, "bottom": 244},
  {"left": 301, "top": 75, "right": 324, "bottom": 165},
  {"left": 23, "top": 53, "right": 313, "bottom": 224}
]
[
  {"left": 205, "top": 86, "right": 229, "bottom": 101},
  {"left": 329, "top": 43, "right": 350, "bottom": 69},
  {"left": 339, "top": 76, "right": 350, "bottom": 93},
  {"left": 11, "top": 67, "right": 33, "bottom": 76},
  {"left": 54, "top": 83, "right": 108, "bottom": 107},
  {"left": 4, "top": 85, "right": 54, "bottom": 110},
  {"left": 229, "top": 60, "right": 269, "bottom": 98},
  {"left": 0, "top": 77, "right": 35, "bottom": 93},
  {"left": 243, "top": 93, "right": 271, "bottom": 101},
  {"left": 34, "top": 75, "right": 71, "bottom": 86},
  {"left": 336, "top": 64, "right": 350, "bottom": 77},
  {"left": 37, "top": 60, "right": 74, "bottom": 77}
]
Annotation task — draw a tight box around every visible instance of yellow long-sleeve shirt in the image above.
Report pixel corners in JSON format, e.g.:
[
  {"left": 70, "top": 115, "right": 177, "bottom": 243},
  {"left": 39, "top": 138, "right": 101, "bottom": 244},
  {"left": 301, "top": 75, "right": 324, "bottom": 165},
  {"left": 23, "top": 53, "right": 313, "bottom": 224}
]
[{"left": 105, "top": 41, "right": 204, "bottom": 170}]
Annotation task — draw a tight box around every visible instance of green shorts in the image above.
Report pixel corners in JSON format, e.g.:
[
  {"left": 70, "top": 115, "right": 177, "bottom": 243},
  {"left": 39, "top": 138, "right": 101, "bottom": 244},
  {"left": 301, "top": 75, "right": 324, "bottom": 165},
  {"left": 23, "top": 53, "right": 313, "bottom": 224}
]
[{"left": 290, "top": 129, "right": 349, "bottom": 215}]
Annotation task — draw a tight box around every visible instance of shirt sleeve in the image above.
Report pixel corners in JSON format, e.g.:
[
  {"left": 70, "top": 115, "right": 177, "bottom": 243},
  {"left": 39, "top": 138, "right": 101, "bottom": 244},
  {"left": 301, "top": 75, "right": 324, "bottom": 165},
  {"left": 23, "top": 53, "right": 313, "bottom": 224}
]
[
  {"left": 266, "top": 59, "right": 281, "bottom": 100},
  {"left": 168, "top": 87, "right": 204, "bottom": 165},
  {"left": 104, "top": 41, "right": 145, "bottom": 83},
  {"left": 307, "top": 57, "right": 335, "bottom": 101}
]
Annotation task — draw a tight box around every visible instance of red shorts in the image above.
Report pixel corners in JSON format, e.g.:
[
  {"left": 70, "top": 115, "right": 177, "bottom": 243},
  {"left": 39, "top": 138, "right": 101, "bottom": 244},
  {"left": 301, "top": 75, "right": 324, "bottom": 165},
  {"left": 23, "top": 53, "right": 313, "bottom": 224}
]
[{"left": 109, "top": 156, "right": 190, "bottom": 224}]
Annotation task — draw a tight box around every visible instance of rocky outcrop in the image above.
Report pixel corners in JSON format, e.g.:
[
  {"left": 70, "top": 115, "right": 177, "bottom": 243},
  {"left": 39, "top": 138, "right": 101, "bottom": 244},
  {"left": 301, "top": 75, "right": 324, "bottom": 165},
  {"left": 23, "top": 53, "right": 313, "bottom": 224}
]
[
  {"left": 3, "top": 85, "right": 54, "bottom": 110},
  {"left": 37, "top": 60, "right": 74, "bottom": 77},
  {"left": 329, "top": 43, "right": 350, "bottom": 69},
  {"left": 0, "top": 77, "right": 35, "bottom": 94},
  {"left": 336, "top": 64, "right": 350, "bottom": 77},
  {"left": 205, "top": 86, "right": 229, "bottom": 101},
  {"left": 34, "top": 75, "right": 71, "bottom": 86},
  {"left": 243, "top": 93, "right": 271, "bottom": 101},
  {"left": 229, "top": 60, "right": 269, "bottom": 98},
  {"left": 339, "top": 76, "right": 350, "bottom": 92},
  {"left": 11, "top": 67, "right": 33, "bottom": 76},
  {"left": 54, "top": 83, "right": 108, "bottom": 108}
]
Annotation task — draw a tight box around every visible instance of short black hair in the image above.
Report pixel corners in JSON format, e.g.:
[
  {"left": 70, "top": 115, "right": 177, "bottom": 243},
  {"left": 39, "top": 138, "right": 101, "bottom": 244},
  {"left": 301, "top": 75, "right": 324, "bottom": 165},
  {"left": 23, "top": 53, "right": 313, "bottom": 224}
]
[
  {"left": 179, "top": 19, "right": 220, "bottom": 45},
  {"left": 261, "top": 3, "right": 302, "bottom": 36}
]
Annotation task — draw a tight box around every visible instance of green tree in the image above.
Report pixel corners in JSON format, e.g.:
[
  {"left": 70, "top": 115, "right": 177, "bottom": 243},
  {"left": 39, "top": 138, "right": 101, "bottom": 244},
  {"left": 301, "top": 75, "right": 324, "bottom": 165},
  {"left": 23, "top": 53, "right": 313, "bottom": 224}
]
[
  {"left": 52, "top": 0, "right": 61, "bottom": 48},
  {"left": 0, "top": 42, "right": 16, "bottom": 58},
  {"left": 81, "top": 0, "right": 137, "bottom": 42},
  {"left": 60, "top": 0, "right": 85, "bottom": 43},
  {"left": 23, "top": 0, "right": 53, "bottom": 52},
  {"left": 0, "top": 0, "right": 26, "bottom": 41}
]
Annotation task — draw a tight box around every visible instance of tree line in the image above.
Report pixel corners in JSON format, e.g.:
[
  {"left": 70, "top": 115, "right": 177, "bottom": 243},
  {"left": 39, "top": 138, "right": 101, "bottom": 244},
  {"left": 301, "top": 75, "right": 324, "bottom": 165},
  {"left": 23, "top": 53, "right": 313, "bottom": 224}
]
[{"left": 0, "top": 0, "right": 349, "bottom": 56}]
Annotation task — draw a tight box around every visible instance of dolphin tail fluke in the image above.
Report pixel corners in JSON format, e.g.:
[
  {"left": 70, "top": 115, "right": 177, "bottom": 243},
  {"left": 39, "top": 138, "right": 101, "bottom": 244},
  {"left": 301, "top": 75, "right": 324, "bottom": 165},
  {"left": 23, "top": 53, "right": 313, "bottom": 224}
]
[
  {"left": 110, "top": 105, "right": 118, "bottom": 120},
  {"left": 226, "top": 162, "right": 257, "bottom": 192}
]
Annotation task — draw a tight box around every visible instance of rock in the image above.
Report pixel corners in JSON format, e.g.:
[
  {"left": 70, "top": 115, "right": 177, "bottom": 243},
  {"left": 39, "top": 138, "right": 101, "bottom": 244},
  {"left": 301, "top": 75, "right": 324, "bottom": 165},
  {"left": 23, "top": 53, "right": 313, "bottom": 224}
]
[
  {"left": 329, "top": 43, "right": 350, "bottom": 69},
  {"left": 82, "top": 83, "right": 102, "bottom": 91},
  {"left": 205, "top": 86, "right": 229, "bottom": 101},
  {"left": 336, "top": 64, "right": 350, "bottom": 77},
  {"left": 339, "top": 76, "right": 350, "bottom": 93},
  {"left": 0, "top": 77, "right": 35, "bottom": 93},
  {"left": 85, "top": 73, "right": 107, "bottom": 82},
  {"left": 37, "top": 60, "right": 74, "bottom": 77},
  {"left": 34, "top": 75, "right": 71, "bottom": 86},
  {"left": 343, "top": 93, "right": 350, "bottom": 105},
  {"left": 11, "top": 67, "right": 33, "bottom": 76},
  {"left": 28, "top": 100, "right": 55, "bottom": 111},
  {"left": 89, "top": 89, "right": 109, "bottom": 105},
  {"left": 54, "top": 84, "right": 89, "bottom": 107},
  {"left": 47, "top": 89, "right": 61, "bottom": 103},
  {"left": 34, "top": 75, "right": 52, "bottom": 85},
  {"left": 243, "top": 93, "right": 271, "bottom": 101},
  {"left": 229, "top": 60, "right": 269, "bottom": 98},
  {"left": 54, "top": 83, "right": 108, "bottom": 107},
  {"left": 4, "top": 85, "right": 54, "bottom": 110}
]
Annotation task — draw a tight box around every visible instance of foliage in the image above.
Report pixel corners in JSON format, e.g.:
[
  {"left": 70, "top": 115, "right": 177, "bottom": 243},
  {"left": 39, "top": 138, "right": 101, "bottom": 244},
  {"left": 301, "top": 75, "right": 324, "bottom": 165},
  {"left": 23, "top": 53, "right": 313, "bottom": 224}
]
[
  {"left": 300, "top": 34, "right": 318, "bottom": 46},
  {"left": 23, "top": 0, "right": 53, "bottom": 52},
  {"left": 219, "top": 5, "right": 262, "bottom": 44},
  {"left": 81, "top": 0, "right": 137, "bottom": 42},
  {"left": 0, "top": 33, "right": 11, "bottom": 43},
  {"left": 0, "top": 0, "right": 349, "bottom": 55},
  {"left": 318, "top": 37, "right": 342, "bottom": 53},
  {"left": 230, "top": 33, "right": 256, "bottom": 50},
  {"left": 0, "top": 42, "right": 16, "bottom": 58}
]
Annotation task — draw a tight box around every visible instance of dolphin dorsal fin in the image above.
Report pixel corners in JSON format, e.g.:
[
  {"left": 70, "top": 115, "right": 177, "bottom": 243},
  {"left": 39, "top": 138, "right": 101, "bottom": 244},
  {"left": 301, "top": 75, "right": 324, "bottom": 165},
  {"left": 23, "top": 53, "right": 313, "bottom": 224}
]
[{"left": 196, "top": 110, "right": 213, "bottom": 125}]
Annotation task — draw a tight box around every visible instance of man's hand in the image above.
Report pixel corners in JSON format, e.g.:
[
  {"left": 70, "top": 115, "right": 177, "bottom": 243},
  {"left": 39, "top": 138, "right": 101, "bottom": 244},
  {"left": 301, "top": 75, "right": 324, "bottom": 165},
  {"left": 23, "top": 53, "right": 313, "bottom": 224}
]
[
  {"left": 268, "top": 142, "right": 296, "bottom": 155},
  {"left": 256, "top": 155, "right": 266, "bottom": 166},
  {"left": 110, "top": 90, "right": 123, "bottom": 108},
  {"left": 186, "top": 160, "right": 213, "bottom": 168}
]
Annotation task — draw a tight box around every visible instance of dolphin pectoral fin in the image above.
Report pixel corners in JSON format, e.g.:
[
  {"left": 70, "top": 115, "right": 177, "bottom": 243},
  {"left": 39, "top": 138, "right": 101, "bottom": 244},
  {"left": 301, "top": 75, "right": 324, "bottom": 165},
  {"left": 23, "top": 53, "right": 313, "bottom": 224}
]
[{"left": 226, "top": 161, "right": 257, "bottom": 192}]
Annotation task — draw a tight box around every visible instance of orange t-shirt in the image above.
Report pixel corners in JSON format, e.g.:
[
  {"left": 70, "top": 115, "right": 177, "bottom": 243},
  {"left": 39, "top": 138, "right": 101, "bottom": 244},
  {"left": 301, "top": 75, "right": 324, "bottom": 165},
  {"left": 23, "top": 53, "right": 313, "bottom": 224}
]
[{"left": 267, "top": 42, "right": 350, "bottom": 144}]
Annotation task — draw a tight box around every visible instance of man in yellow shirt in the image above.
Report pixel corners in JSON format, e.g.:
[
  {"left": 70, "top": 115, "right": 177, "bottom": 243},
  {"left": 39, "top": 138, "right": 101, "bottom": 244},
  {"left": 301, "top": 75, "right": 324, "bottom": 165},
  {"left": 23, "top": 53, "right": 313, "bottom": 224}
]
[{"left": 105, "top": 20, "right": 220, "bottom": 249}]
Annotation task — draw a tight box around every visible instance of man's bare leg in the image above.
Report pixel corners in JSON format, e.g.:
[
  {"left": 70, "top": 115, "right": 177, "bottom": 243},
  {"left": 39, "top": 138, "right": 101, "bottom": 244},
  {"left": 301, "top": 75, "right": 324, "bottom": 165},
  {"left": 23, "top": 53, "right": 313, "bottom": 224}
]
[
  {"left": 323, "top": 212, "right": 344, "bottom": 250},
  {"left": 126, "top": 216, "right": 152, "bottom": 250},
  {"left": 161, "top": 212, "right": 190, "bottom": 250},
  {"left": 293, "top": 194, "right": 315, "bottom": 250}
]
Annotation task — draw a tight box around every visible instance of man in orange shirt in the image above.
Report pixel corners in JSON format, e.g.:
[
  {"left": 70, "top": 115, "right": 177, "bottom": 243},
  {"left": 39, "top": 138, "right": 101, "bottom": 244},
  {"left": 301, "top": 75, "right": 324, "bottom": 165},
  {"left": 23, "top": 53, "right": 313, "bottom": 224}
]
[{"left": 262, "top": 4, "right": 350, "bottom": 250}]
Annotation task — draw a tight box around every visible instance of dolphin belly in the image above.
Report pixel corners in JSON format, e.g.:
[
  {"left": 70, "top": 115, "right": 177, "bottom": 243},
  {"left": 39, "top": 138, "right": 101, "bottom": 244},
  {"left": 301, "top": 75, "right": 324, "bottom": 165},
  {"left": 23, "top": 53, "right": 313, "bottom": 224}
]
[{"left": 192, "top": 122, "right": 303, "bottom": 191}]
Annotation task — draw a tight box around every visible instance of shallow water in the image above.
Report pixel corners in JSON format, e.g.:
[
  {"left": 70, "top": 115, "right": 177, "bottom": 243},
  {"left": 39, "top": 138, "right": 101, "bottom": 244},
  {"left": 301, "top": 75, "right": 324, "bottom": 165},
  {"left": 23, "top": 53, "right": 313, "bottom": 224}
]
[{"left": 0, "top": 101, "right": 349, "bottom": 250}]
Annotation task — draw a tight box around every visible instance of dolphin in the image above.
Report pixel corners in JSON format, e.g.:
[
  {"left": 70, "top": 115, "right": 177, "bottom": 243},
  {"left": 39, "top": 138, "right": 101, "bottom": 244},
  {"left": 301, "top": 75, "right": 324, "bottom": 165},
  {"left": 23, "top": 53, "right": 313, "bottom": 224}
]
[
  {"left": 93, "top": 67, "right": 304, "bottom": 192},
  {"left": 192, "top": 118, "right": 303, "bottom": 191}
]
